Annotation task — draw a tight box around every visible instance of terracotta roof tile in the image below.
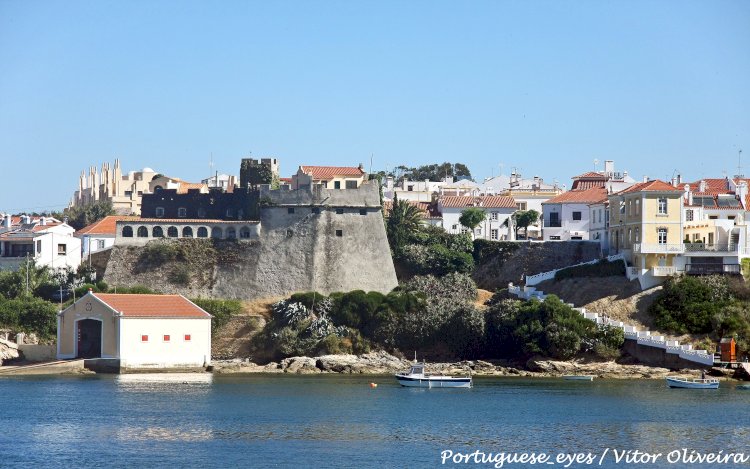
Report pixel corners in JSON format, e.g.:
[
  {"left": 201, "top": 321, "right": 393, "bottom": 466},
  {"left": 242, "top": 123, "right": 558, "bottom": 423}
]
[
  {"left": 77, "top": 216, "right": 139, "bottom": 236},
  {"left": 300, "top": 165, "right": 365, "bottom": 180},
  {"left": 440, "top": 195, "right": 516, "bottom": 209},
  {"left": 683, "top": 178, "right": 731, "bottom": 195},
  {"left": 544, "top": 187, "right": 608, "bottom": 204},
  {"left": 573, "top": 171, "right": 607, "bottom": 179},
  {"left": 92, "top": 293, "right": 211, "bottom": 318},
  {"left": 383, "top": 200, "right": 441, "bottom": 218},
  {"left": 613, "top": 179, "right": 680, "bottom": 195}
]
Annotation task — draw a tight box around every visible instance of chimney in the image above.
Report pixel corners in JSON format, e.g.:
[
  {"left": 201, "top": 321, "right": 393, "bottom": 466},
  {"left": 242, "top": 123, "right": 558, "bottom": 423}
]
[
  {"left": 684, "top": 184, "right": 693, "bottom": 205},
  {"left": 737, "top": 181, "right": 748, "bottom": 209},
  {"left": 604, "top": 160, "right": 614, "bottom": 175},
  {"left": 643, "top": 175, "right": 648, "bottom": 183},
  {"left": 39, "top": 217, "right": 46, "bottom": 226},
  {"left": 699, "top": 180, "right": 707, "bottom": 193},
  {"left": 676, "top": 174, "right": 682, "bottom": 185},
  {"left": 2, "top": 214, "right": 9, "bottom": 229}
]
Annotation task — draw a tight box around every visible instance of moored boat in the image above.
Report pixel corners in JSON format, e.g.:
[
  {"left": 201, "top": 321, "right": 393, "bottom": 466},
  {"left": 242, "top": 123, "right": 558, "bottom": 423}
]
[
  {"left": 666, "top": 376, "right": 719, "bottom": 389},
  {"left": 395, "top": 362, "right": 472, "bottom": 388}
]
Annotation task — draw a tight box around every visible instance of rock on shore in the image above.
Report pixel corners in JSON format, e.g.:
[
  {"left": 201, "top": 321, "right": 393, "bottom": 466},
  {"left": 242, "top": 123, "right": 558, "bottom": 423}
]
[{"left": 0, "top": 338, "right": 20, "bottom": 366}]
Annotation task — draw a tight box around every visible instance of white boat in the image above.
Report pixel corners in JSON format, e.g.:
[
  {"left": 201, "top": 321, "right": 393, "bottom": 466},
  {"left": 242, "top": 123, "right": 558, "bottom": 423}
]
[
  {"left": 666, "top": 376, "right": 719, "bottom": 389},
  {"left": 563, "top": 375, "right": 595, "bottom": 381},
  {"left": 395, "top": 362, "right": 472, "bottom": 388}
]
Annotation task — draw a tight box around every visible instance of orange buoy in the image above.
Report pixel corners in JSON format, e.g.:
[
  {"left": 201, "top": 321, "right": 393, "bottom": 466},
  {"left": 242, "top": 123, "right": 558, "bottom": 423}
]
[{"left": 369, "top": 382, "right": 378, "bottom": 388}]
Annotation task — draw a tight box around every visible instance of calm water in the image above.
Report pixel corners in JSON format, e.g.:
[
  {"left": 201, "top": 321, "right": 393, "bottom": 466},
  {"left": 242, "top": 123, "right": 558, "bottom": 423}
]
[{"left": 1, "top": 374, "right": 750, "bottom": 468}]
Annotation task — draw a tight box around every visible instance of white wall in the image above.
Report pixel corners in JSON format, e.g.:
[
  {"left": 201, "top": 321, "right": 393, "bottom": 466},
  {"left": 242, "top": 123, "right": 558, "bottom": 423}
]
[
  {"left": 543, "top": 203, "right": 592, "bottom": 241},
  {"left": 36, "top": 229, "right": 82, "bottom": 270},
  {"left": 440, "top": 207, "right": 515, "bottom": 240},
  {"left": 80, "top": 234, "right": 115, "bottom": 257},
  {"left": 118, "top": 317, "right": 211, "bottom": 368}
]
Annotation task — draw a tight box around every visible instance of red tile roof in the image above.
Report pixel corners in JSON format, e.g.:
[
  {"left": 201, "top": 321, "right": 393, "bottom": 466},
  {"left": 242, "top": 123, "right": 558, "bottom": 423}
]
[
  {"left": 544, "top": 187, "right": 608, "bottom": 204},
  {"left": 573, "top": 171, "right": 607, "bottom": 179},
  {"left": 299, "top": 165, "right": 365, "bottom": 180},
  {"left": 383, "top": 200, "right": 441, "bottom": 218},
  {"left": 176, "top": 182, "right": 208, "bottom": 194},
  {"left": 92, "top": 293, "right": 211, "bottom": 318},
  {"left": 614, "top": 179, "right": 681, "bottom": 195},
  {"left": 440, "top": 195, "right": 516, "bottom": 209},
  {"left": 77, "top": 216, "right": 139, "bottom": 236},
  {"left": 683, "top": 178, "right": 731, "bottom": 195}
]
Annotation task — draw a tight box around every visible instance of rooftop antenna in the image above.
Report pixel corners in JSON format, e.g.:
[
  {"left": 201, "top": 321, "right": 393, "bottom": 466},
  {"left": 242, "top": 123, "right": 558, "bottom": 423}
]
[
  {"left": 737, "top": 149, "right": 744, "bottom": 178},
  {"left": 209, "top": 153, "right": 214, "bottom": 178},
  {"left": 594, "top": 158, "right": 599, "bottom": 172},
  {"left": 499, "top": 163, "right": 504, "bottom": 176}
]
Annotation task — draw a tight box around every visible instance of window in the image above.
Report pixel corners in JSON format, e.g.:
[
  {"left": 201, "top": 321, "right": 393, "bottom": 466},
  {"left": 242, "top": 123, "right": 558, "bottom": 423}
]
[
  {"left": 657, "top": 198, "right": 667, "bottom": 215},
  {"left": 334, "top": 181, "right": 341, "bottom": 189},
  {"left": 550, "top": 236, "right": 561, "bottom": 240},
  {"left": 153, "top": 226, "right": 164, "bottom": 237},
  {"left": 345, "top": 180, "right": 358, "bottom": 189},
  {"left": 122, "top": 225, "right": 133, "bottom": 237},
  {"left": 516, "top": 202, "right": 527, "bottom": 211},
  {"left": 226, "top": 208, "right": 234, "bottom": 218},
  {"left": 197, "top": 208, "right": 206, "bottom": 218},
  {"left": 491, "top": 229, "right": 499, "bottom": 240},
  {"left": 211, "top": 227, "right": 223, "bottom": 239},
  {"left": 635, "top": 199, "right": 640, "bottom": 215},
  {"left": 183, "top": 227, "right": 193, "bottom": 238},
  {"left": 312, "top": 207, "right": 320, "bottom": 214},
  {"left": 36, "top": 240, "right": 42, "bottom": 253},
  {"left": 288, "top": 207, "right": 295, "bottom": 214},
  {"left": 635, "top": 228, "right": 640, "bottom": 242},
  {"left": 286, "top": 229, "right": 294, "bottom": 238},
  {"left": 572, "top": 211, "right": 582, "bottom": 221},
  {"left": 491, "top": 212, "right": 499, "bottom": 221},
  {"left": 336, "top": 208, "right": 344, "bottom": 214},
  {"left": 197, "top": 227, "right": 208, "bottom": 238},
  {"left": 184, "top": 334, "right": 191, "bottom": 342},
  {"left": 619, "top": 201, "right": 625, "bottom": 214},
  {"left": 57, "top": 244, "right": 67, "bottom": 255},
  {"left": 359, "top": 209, "right": 367, "bottom": 215},
  {"left": 137, "top": 226, "right": 148, "bottom": 237},
  {"left": 240, "top": 227, "right": 251, "bottom": 238},
  {"left": 141, "top": 335, "right": 148, "bottom": 342},
  {"left": 686, "top": 210, "right": 694, "bottom": 221},
  {"left": 657, "top": 228, "right": 667, "bottom": 244},
  {"left": 125, "top": 191, "right": 132, "bottom": 197},
  {"left": 167, "top": 226, "right": 178, "bottom": 237},
  {"left": 178, "top": 207, "right": 187, "bottom": 218},
  {"left": 452, "top": 224, "right": 458, "bottom": 230},
  {"left": 155, "top": 207, "right": 165, "bottom": 218},
  {"left": 475, "top": 228, "right": 481, "bottom": 235},
  {"left": 163, "top": 335, "right": 170, "bottom": 342},
  {"left": 335, "top": 229, "right": 343, "bottom": 237},
  {"left": 226, "top": 227, "right": 236, "bottom": 239},
  {"left": 97, "top": 239, "right": 105, "bottom": 249},
  {"left": 408, "top": 185, "right": 414, "bottom": 191}
]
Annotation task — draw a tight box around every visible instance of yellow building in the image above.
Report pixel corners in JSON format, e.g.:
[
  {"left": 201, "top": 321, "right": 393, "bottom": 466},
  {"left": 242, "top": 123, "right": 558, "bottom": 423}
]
[{"left": 608, "top": 180, "right": 683, "bottom": 286}]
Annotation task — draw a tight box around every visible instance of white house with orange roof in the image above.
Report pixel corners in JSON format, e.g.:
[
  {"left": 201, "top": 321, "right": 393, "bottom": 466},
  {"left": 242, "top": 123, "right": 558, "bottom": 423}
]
[
  {"left": 437, "top": 195, "right": 517, "bottom": 240},
  {"left": 57, "top": 292, "right": 212, "bottom": 371},
  {"left": 76, "top": 215, "right": 139, "bottom": 258},
  {"left": 542, "top": 187, "right": 608, "bottom": 241},
  {"left": 292, "top": 165, "right": 367, "bottom": 190},
  {"left": 588, "top": 192, "right": 610, "bottom": 254},
  {"left": 0, "top": 214, "right": 81, "bottom": 271}
]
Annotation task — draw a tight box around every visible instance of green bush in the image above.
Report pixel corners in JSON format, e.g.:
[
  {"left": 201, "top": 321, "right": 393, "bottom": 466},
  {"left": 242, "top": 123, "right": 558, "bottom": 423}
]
[
  {"left": 649, "top": 276, "right": 730, "bottom": 334},
  {"left": 140, "top": 242, "right": 180, "bottom": 265},
  {"left": 0, "top": 296, "right": 58, "bottom": 339},
  {"left": 168, "top": 264, "right": 191, "bottom": 285},
  {"left": 191, "top": 298, "right": 243, "bottom": 332},
  {"left": 116, "top": 285, "right": 158, "bottom": 294}
]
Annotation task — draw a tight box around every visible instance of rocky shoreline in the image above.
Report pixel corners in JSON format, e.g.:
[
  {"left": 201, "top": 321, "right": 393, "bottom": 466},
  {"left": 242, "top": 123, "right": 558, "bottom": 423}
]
[{"left": 211, "top": 350, "right": 737, "bottom": 380}]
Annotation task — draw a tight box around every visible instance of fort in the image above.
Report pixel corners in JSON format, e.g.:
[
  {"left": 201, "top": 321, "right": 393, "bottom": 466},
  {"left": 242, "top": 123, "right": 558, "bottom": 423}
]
[{"left": 103, "top": 182, "right": 398, "bottom": 299}]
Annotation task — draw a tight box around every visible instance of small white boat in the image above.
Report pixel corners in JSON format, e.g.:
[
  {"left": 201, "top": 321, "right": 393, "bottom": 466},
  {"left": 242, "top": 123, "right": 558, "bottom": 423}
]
[
  {"left": 395, "top": 362, "right": 472, "bottom": 388},
  {"left": 563, "top": 375, "right": 595, "bottom": 381},
  {"left": 666, "top": 376, "right": 719, "bottom": 389}
]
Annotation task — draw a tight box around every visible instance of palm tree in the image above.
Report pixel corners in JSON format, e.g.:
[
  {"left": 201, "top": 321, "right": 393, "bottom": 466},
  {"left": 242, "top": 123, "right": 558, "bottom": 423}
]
[{"left": 387, "top": 194, "right": 424, "bottom": 251}]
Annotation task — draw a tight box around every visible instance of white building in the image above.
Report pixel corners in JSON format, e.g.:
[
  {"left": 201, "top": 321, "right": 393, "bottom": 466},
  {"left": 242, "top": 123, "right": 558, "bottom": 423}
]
[
  {"left": 71, "top": 161, "right": 160, "bottom": 215},
  {"left": 542, "top": 187, "right": 607, "bottom": 241},
  {"left": 438, "top": 195, "right": 517, "bottom": 240},
  {"left": 588, "top": 194, "right": 610, "bottom": 254},
  {"left": 57, "top": 292, "right": 212, "bottom": 370},
  {"left": 76, "top": 215, "right": 138, "bottom": 258},
  {"left": 383, "top": 176, "right": 481, "bottom": 202},
  {"left": 0, "top": 214, "right": 81, "bottom": 271}
]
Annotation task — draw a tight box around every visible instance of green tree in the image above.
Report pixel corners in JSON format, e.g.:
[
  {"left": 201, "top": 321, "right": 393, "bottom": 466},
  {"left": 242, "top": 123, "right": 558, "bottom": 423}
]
[
  {"left": 459, "top": 208, "right": 486, "bottom": 237},
  {"left": 386, "top": 194, "right": 423, "bottom": 252},
  {"left": 511, "top": 209, "right": 540, "bottom": 238},
  {"left": 63, "top": 200, "right": 114, "bottom": 230}
]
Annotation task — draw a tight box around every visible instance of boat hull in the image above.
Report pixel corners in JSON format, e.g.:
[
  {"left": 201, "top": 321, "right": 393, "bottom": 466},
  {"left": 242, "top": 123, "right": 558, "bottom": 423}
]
[
  {"left": 395, "top": 375, "right": 472, "bottom": 388},
  {"left": 666, "top": 377, "right": 719, "bottom": 389},
  {"left": 563, "top": 375, "right": 594, "bottom": 381}
]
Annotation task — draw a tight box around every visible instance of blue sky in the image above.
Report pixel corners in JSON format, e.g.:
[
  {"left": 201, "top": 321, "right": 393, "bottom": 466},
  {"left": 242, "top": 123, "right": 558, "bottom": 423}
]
[{"left": 1, "top": 0, "right": 748, "bottom": 213}]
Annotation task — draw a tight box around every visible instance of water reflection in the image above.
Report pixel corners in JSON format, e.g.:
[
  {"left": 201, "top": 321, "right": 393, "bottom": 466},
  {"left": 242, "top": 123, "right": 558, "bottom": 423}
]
[
  {"left": 115, "top": 373, "right": 212, "bottom": 394},
  {"left": 115, "top": 425, "right": 214, "bottom": 442}
]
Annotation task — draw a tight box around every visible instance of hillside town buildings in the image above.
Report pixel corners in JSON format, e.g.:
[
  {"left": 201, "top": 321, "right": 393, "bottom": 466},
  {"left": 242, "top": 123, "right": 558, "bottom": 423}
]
[{"left": 0, "top": 214, "right": 81, "bottom": 271}]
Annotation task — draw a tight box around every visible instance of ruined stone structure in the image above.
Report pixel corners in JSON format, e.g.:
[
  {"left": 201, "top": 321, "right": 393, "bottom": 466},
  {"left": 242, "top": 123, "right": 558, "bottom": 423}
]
[{"left": 103, "top": 182, "right": 398, "bottom": 299}]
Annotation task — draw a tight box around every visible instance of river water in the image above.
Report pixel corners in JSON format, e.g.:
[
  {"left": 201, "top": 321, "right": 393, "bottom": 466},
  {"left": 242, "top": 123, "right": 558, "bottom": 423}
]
[{"left": 1, "top": 373, "right": 749, "bottom": 468}]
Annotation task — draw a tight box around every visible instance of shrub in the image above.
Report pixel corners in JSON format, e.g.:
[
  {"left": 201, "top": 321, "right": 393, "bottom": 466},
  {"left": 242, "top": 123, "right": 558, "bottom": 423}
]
[
  {"left": 192, "top": 298, "right": 243, "bottom": 332},
  {"left": 554, "top": 259, "right": 626, "bottom": 280},
  {"left": 140, "top": 242, "right": 180, "bottom": 265},
  {"left": 649, "top": 276, "right": 731, "bottom": 334},
  {"left": 442, "top": 305, "right": 486, "bottom": 359},
  {"left": 168, "top": 264, "right": 191, "bottom": 285}
]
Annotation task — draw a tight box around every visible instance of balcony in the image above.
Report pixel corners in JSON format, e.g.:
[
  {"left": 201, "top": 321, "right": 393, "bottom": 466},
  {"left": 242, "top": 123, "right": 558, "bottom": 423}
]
[
  {"left": 651, "top": 266, "right": 676, "bottom": 276},
  {"left": 546, "top": 220, "right": 562, "bottom": 228},
  {"left": 683, "top": 243, "right": 736, "bottom": 253},
  {"left": 685, "top": 263, "right": 741, "bottom": 275},
  {"left": 633, "top": 243, "right": 684, "bottom": 254}
]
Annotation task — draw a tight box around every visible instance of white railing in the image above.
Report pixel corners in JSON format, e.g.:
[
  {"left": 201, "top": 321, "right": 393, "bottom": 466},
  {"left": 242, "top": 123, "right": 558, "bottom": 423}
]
[
  {"left": 507, "top": 282, "right": 715, "bottom": 367},
  {"left": 633, "top": 243, "right": 684, "bottom": 254},
  {"left": 524, "top": 253, "right": 625, "bottom": 287},
  {"left": 651, "top": 266, "right": 676, "bottom": 277}
]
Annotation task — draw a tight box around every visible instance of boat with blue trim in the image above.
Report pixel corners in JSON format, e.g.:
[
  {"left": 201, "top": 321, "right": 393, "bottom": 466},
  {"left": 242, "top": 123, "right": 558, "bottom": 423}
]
[{"left": 395, "top": 362, "right": 472, "bottom": 388}]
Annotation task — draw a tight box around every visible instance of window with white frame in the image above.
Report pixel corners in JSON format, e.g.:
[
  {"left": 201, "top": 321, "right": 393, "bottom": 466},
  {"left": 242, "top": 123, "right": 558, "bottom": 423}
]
[
  {"left": 657, "top": 198, "right": 667, "bottom": 215},
  {"left": 155, "top": 207, "right": 165, "bottom": 218},
  {"left": 657, "top": 228, "right": 667, "bottom": 244},
  {"left": 572, "top": 211, "right": 582, "bottom": 221},
  {"left": 178, "top": 207, "right": 187, "bottom": 217},
  {"left": 686, "top": 209, "right": 694, "bottom": 221},
  {"left": 491, "top": 229, "right": 498, "bottom": 240},
  {"left": 516, "top": 202, "right": 527, "bottom": 211},
  {"left": 491, "top": 212, "right": 498, "bottom": 221},
  {"left": 96, "top": 239, "right": 105, "bottom": 249},
  {"left": 635, "top": 199, "right": 640, "bottom": 215}
]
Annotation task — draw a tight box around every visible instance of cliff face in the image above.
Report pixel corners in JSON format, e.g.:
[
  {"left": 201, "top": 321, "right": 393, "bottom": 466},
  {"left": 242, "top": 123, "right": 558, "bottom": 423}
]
[
  {"left": 103, "top": 184, "right": 398, "bottom": 299},
  {"left": 472, "top": 241, "right": 601, "bottom": 291}
]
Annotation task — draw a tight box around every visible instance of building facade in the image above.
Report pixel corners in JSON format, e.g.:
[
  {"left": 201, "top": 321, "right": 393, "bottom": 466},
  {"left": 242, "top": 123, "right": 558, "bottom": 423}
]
[
  {"left": 70, "top": 160, "right": 159, "bottom": 215},
  {"left": 0, "top": 215, "right": 81, "bottom": 271},
  {"left": 437, "top": 195, "right": 517, "bottom": 241}
]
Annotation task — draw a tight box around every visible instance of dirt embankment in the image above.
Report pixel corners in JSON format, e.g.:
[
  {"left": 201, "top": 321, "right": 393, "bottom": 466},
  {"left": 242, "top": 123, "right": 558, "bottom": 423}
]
[
  {"left": 535, "top": 276, "right": 662, "bottom": 331},
  {"left": 211, "top": 297, "right": 281, "bottom": 360}
]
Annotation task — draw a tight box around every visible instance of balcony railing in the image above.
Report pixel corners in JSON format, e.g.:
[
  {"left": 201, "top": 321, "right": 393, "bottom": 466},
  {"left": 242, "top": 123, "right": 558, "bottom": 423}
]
[
  {"left": 546, "top": 220, "right": 562, "bottom": 228},
  {"left": 651, "top": 266, "right": 676, "bottom": 276},
  {"left": 685, "top": 263, "right": 741, "bottom": 275},
  {"left": 633, "top": 243, "right": 684, "bottom": 254},
  {"left": 683, "top": 243, "right": 736, "bottom": 253}
]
